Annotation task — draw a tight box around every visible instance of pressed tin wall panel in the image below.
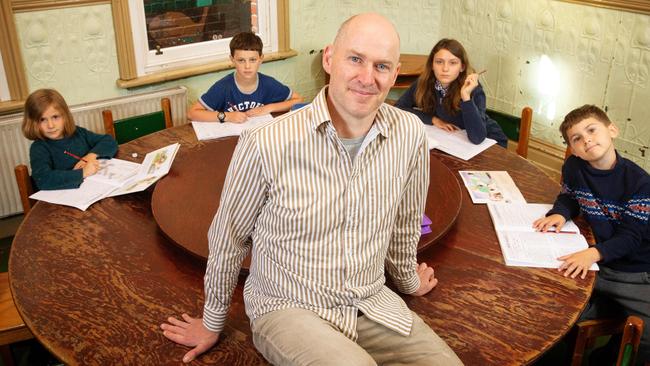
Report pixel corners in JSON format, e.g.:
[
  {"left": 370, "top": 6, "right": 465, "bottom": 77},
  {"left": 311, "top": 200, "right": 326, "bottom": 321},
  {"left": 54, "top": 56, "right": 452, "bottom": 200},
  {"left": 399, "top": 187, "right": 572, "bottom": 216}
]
[
  {"left": 13, "top": 1, "right": 440, "bottom": 111},
  {"left": 441, "top": 0, "right": 650, "bottom": 169},
  {"left": 12, "top": 0, "right": 650, "bottom": 169},
  {"left": 15, "top": 4, "right": 125, "bottom": 105}
]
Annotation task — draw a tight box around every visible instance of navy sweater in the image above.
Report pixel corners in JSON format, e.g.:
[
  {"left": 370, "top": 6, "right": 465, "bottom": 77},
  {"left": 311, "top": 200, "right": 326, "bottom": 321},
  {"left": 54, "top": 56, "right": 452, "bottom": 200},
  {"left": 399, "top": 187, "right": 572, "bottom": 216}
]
[
  {"left": 548, "top": 153, "right": 650, "bottom": 272},
  {"left": 394, "top": 82, "right": 507, "bottom": 148},
  {"left": 30, "top": 127, "right": 118, "bottom": 190}
]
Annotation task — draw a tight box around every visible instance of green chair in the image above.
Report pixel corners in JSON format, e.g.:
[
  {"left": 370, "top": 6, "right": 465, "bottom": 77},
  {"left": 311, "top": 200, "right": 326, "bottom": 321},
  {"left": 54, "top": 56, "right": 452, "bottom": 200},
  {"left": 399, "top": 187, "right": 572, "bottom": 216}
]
[
  {"left": 102, "top": 98, "right": 173, "bottom": 144},
  {"left": 486, "top": 106, "right": 532, "bottom": 158},
  {"left": 571, "top": 315, "right": 645, "bottom": 366}
]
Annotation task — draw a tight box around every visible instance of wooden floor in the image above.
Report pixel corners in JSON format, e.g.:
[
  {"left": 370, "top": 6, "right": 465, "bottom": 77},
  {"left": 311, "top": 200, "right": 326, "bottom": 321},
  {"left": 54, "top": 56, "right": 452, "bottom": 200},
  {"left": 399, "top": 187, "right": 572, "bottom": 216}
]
[{"left": 0, "top": 215, "right": 22, "bottom": 240}]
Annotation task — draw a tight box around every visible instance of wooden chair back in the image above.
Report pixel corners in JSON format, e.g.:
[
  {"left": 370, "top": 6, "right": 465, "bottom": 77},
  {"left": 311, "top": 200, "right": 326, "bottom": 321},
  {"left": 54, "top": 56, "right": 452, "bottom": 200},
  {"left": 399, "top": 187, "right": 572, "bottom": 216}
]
[
  {"left": 486, "top": 106, "right": 533, "bottom": 158},
  {"left": 13, "top": 165, "right": 34, "bottom": 215},
  {"left": 103, "top": 98, "right": 173, "bottom": 144},
  {"left": 571, "top": 315, "right": 645, "bottom": 366}
]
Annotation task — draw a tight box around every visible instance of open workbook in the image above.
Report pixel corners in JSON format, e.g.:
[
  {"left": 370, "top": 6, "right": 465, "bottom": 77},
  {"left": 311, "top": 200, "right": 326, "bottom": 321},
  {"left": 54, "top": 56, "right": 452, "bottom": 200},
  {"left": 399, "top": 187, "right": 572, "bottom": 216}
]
[
  {"left": 30, "top": 143, "right": 180, "bottom": 211},
  {"left": 191, "top": 114, "right": 274, "bottom": 141},
  {"left": 487, "top": 203, "right": 599, "bottom": 270},
  {"left": 459, "top": 171, "right": 526, "bottom": 204}
]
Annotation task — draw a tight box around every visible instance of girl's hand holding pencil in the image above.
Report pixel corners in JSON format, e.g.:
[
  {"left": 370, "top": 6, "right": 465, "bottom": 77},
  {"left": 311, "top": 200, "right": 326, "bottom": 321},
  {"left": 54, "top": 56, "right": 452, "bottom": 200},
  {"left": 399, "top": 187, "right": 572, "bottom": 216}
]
[
  {"left": 65, "top": 150, "right": 100, "bottom": 177},
  {"left": 81, "top": 161, "right": 100, "bottom": 178},
  {"left": 460, "top": 69, "right": 486, "bottom": 101}
]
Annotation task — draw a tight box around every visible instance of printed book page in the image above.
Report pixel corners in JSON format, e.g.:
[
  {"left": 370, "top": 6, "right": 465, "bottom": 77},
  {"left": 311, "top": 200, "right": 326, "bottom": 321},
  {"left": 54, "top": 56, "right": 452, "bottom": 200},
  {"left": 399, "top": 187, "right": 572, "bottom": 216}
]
[
  {"left": 458, "top": 171, "right": 526, "bottom": 204},
  {"left": 487, "top": 203, "right": 580, "bottom": 233},
  {"left": 192, "top": 114, "right": 274, "bottom": 141},
  {"left": 86, "top": 158, "right": 140, "bottom": 186},
  {"left": 496, "top": 231, "right": 599, "bottom": 270},
  {"left": 422, "top": 125, "right": 496, "bottom": 160},
  {"left": 108, "top": 143, "right": 180, "bottom": 197}
]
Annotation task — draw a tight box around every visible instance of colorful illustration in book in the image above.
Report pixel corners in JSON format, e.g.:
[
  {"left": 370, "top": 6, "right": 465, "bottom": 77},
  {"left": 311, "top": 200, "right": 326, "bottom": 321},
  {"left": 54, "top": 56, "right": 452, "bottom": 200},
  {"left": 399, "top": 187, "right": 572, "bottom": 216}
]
[
  {"left": 147, "top": 150, "right": 168, "bottom": 175},
  {"left": 464, "top": 172, "right": 503, "bottom": 201}
]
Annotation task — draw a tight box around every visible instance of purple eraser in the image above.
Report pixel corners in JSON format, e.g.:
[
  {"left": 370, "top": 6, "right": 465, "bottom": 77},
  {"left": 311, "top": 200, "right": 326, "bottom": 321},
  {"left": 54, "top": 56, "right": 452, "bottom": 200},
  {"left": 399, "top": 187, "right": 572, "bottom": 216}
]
[
  {"left": 422, "top": 214, "right": 432, "bottom": 226},
  {"left": 421, "top": 225, "right": 432, "bottom": 235}
]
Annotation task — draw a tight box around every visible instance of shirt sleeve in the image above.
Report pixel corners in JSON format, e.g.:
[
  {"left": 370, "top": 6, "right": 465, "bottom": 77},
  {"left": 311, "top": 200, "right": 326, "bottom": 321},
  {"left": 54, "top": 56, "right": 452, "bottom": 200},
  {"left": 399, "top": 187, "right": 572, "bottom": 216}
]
[
  {"left": 459, "top": 85, "right": 488, "bottom": 144},
  {"left": 385, "top": 121, "right": 429, "bottom": 294},
  {"left": 199, "top": 77, "right": 229, "bottom": 112},
  {"left": 263, "top": 75, "right": 292, "bottom": 103},
  {"left": 80, "top": 128, "right": 118, "bottom": 158},
  {"left": 30, "top": 141, "right": 84, "bottom": 190},
  {"left": 595, "top": 182, "right": 650, "bottom": 263},
  {"left": 202, "top": 130, "right": 268, "bottom": 333},
  {"left": 394, "top": 82, "right": 435, "bottom": 125}
]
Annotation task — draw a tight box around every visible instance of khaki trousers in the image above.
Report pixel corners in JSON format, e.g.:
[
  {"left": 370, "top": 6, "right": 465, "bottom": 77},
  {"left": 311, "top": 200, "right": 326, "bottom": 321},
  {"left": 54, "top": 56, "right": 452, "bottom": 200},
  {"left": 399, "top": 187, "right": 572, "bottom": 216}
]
[{"left": 250, "top": 307, "right": 463, "bottom": 366}]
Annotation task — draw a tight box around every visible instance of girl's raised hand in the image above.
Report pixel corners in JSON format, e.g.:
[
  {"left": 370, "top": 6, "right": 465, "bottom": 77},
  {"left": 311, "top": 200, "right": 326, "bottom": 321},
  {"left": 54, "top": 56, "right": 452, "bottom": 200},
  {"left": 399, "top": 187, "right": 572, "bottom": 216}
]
[{"left": 460, "top": 72, "right": 480, "bottom": 101}]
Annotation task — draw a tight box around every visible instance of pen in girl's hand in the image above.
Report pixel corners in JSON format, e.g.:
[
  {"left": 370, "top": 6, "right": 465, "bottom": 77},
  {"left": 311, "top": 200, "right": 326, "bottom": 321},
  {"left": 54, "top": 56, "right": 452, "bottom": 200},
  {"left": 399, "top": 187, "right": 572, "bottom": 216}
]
[
  {"left": 64, "top": 150, "right": 88, "bottom": 163},
  {"left": 478, "top": 69, "right": 487, "bottom": 75}
]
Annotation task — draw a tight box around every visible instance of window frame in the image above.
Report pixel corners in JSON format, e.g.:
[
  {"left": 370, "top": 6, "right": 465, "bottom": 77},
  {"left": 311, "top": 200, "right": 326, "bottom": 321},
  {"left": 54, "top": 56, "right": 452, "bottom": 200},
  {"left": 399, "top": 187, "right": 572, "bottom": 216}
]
[
  {"left": 556, "top": 0, "right": 650, "bottom": 15},
  {"left": 0, "top": 0, "right": 29, "bottom": 113},
  {"left": 111, "top": 0, "right": 294, "bottom": 89}
]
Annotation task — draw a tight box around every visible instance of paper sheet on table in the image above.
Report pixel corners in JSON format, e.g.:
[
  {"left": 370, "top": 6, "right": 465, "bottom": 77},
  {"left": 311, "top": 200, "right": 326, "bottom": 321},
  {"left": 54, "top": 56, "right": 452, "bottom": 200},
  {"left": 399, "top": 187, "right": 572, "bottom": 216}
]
[
  {"left": 192, "top": 114, "right": 274, "bottom": 140},
  {"left": 423, "top": 125, "right": 496, "bottom": 160},
  {"left": 29, "top": 179, "right": 117, "bottom": 211}
]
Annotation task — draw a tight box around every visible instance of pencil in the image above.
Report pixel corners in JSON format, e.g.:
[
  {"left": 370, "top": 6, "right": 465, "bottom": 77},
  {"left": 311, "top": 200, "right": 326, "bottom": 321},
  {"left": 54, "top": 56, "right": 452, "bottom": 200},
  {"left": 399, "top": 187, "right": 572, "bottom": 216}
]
[
  {"left": 478, "top": 69, "right": 487, "bottom": 75},
  {"left": 64, "top": 150, "right": 88, "bottom": 163}
]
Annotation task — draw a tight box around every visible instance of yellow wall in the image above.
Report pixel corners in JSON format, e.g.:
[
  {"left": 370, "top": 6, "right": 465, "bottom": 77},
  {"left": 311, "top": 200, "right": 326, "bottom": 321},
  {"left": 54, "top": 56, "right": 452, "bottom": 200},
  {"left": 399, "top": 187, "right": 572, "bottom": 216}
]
[
  {"left": 14, "top": 1, "right": 441, "bottom": 106},
  {"left": 12, "top": 1, "right": 650, "bottom": 169}
]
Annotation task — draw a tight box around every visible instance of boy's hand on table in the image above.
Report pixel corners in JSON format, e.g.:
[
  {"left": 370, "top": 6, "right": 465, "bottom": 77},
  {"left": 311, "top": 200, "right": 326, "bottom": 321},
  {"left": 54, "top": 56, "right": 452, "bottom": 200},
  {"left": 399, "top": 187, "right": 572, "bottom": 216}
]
[
  {"left": 557, "top": 248, "right": 601, "bottom": 279},
  {"left": 226, "top": 111, "right": 248, "bottom": 123},
  {"left": 533, "top": 214, "right": 566, "bottom": 232},
  {"left": 245, "top": 105, "right": 272, "bottom": 117}
]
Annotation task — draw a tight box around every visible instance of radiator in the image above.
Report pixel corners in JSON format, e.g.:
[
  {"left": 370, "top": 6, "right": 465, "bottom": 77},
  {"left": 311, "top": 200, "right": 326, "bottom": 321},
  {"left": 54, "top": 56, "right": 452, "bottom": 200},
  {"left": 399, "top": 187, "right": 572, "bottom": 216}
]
[{"left": 0, "top": 86, "right": 188, "bottom": 217}]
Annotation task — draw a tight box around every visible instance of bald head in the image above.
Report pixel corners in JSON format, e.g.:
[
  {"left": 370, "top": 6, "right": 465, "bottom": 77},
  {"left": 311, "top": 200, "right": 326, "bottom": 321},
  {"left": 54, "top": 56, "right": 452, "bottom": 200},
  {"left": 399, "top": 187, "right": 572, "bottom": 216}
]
[
  {"left": 322, "top": 13, "right": 402, "bottom": 135},
  {"left": 333, "top": 13, "right": 400, "bottom": 56}
]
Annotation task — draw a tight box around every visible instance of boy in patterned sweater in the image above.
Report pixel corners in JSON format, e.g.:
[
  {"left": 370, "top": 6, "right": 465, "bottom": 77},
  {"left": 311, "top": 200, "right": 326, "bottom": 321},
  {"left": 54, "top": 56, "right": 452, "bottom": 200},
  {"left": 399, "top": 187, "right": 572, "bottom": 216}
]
[{"left": 534, "top": 105, "right": 650, "bottom": 365}]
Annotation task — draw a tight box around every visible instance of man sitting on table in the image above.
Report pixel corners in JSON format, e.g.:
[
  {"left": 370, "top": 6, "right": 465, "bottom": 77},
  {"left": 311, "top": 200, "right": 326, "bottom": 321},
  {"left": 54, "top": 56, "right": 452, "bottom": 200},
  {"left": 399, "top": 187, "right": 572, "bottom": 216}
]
[{"left": 161, "top": 12, "right": 462, "bottom": 366}]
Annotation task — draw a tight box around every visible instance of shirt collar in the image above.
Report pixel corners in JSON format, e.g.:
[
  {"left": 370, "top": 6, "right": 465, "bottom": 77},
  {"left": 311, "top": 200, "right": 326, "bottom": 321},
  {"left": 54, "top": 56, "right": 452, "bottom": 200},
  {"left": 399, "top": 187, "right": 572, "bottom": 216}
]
[
  {"left": 434, "top": 79, "right": 448, "bottom": 97},
  {"left": 308, "top": 86, "right": 391, "bottom": 139}
]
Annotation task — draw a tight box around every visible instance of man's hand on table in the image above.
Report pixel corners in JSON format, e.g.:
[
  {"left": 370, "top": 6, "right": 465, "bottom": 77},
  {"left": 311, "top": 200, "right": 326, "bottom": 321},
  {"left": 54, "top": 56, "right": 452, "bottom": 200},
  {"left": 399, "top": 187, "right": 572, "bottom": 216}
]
[
  {"left": 161, "top": 313, "right": 219, "bottom": 363},
  {"left": 411, "top": 262, "right": 439, "bottom": 296}
]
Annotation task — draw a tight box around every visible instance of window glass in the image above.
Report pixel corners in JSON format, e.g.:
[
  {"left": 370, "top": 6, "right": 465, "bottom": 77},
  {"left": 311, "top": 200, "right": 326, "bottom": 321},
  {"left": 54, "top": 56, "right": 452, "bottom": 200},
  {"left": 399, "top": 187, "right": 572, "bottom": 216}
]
[{"left": 144, "top": 1, "right": 255, "bottom": 51}]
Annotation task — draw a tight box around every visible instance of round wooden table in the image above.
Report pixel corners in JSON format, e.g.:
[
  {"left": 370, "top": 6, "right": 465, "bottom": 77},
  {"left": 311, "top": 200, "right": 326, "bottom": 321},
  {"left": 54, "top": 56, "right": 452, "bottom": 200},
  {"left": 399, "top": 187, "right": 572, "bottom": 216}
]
[
  {"left": 151, "top": 136, "right": 462, "bottom": 261},
  {"left": 9, "top": 124, "right": 595, "bottom": 365}
]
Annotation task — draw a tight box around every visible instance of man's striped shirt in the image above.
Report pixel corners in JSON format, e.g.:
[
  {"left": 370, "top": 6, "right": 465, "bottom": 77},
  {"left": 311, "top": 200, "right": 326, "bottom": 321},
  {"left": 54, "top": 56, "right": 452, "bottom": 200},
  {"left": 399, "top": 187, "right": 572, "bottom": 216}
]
[{"left": 203, "top": 87, "right": 430, "bottom": 340}]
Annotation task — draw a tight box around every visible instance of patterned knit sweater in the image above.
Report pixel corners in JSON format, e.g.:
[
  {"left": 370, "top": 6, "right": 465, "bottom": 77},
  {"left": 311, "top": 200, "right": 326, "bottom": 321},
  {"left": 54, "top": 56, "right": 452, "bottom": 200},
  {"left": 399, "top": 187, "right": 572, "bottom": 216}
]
[{"left": 548, "top": 153, "right": 650, "bottom": 272}]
